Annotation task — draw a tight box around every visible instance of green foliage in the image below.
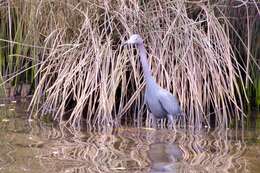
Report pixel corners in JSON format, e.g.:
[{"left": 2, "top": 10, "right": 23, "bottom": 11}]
[
  {"left": 0, "top": 1, "right": 40, "bottom": 95},
  {"left": 246, "top": 16, "right": 260, "bottom": 111}
]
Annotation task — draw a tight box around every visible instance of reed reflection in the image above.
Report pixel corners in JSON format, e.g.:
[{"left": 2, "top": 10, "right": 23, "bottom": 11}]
[
  {"left": 0, "top": 101, "right": 256, "bottom": 173},
  {"left": 34, "top": 126, "right": 247, "bottom": 173}
]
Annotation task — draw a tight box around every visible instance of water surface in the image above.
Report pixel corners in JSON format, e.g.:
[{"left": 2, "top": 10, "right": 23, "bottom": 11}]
[{"left": 0, "top": 100, "right": 259, "bottom": 173}]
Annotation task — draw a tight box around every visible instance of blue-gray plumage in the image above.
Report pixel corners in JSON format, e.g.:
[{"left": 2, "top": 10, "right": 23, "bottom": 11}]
[{"left": 124, "top": 34, "right": 181, "bottom": 128}]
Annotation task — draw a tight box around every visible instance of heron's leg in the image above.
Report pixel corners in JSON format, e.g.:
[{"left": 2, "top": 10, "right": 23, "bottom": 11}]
[
  {"left": 146, "top": 112, "right": 153, "bottom": 127},
  {"left": 150, "top": 113, "right": 156, "bottom": 128},
  {"left": 145, "top": 112, "right": 150, "bottom": 127},
  {"left": 167, "top": 114, "right": 176, "bottom": 130}
]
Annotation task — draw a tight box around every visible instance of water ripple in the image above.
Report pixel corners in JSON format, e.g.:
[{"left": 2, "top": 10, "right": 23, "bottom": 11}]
[{"left": 0, "top": 115, "right": 253, "bottom": 173}]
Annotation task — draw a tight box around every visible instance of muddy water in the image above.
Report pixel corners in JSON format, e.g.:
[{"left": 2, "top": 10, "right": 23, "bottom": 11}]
[{"left": 0, "top": 101, "right": 259, "bottom": 173}]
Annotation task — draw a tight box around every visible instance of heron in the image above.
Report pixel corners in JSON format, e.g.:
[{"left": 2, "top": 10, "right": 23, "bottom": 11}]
[{"left": 123, "top": 34, "right": 181, "bottom": 128}]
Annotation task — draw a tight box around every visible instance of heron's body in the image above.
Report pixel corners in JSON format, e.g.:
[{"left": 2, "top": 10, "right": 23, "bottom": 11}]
[
  {"left": 124, "top": 34, "right": 181, "bottom": 127},
  {"left": 145, "top": 86, "right": 181, "bottom": 119}
]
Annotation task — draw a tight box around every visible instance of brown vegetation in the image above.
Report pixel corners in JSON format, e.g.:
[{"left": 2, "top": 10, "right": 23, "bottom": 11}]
[
  {"left": 28, "top": 0, "right": 249, "bottom": 129},
  {"left": 1, "top": 0, "right": 259, "bottom": 129}
]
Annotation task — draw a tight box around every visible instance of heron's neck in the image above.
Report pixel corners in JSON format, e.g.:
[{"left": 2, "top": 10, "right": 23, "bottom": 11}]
[{"left": 137, "top": 44, "right": 156, "bottom": 87}]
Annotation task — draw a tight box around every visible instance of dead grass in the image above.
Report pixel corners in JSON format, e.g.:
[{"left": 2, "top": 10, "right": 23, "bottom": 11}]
[{"left": 17, "top": 0, "right": 254, "bottom": 129}]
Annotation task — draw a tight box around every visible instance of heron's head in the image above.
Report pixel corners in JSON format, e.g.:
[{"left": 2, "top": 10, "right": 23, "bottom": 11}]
[{"left": 123, "top": 34, "right": 143, "bottom": 45}]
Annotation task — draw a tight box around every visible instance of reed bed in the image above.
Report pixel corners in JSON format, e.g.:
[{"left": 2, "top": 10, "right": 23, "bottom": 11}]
[{"left": 1, "top": 0, "right": 259, "bottom": 129}]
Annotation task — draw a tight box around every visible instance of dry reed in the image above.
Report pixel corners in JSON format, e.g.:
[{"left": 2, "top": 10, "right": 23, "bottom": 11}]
[{"left": 7, "top": 0, "right": 253, "bottom": 129}]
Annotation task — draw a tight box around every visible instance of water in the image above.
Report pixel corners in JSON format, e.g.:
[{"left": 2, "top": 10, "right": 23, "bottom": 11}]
[{"left": 0, "top": 100, "right": 259, "bottom": 173}]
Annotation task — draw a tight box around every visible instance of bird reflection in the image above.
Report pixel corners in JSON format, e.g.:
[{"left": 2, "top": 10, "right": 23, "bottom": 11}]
[{"left": 148, "top": 142, "right": 183, "bottom": 173}]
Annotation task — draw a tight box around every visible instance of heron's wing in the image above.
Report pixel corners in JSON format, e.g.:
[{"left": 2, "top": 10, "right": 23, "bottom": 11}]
[{"left": 158, "top": 89, "right": 180, "bottom": 115}]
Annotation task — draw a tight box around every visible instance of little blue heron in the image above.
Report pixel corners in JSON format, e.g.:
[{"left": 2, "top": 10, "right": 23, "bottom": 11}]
[{"left": 124, "top": 34, "right": 181, "bottom": 128}]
